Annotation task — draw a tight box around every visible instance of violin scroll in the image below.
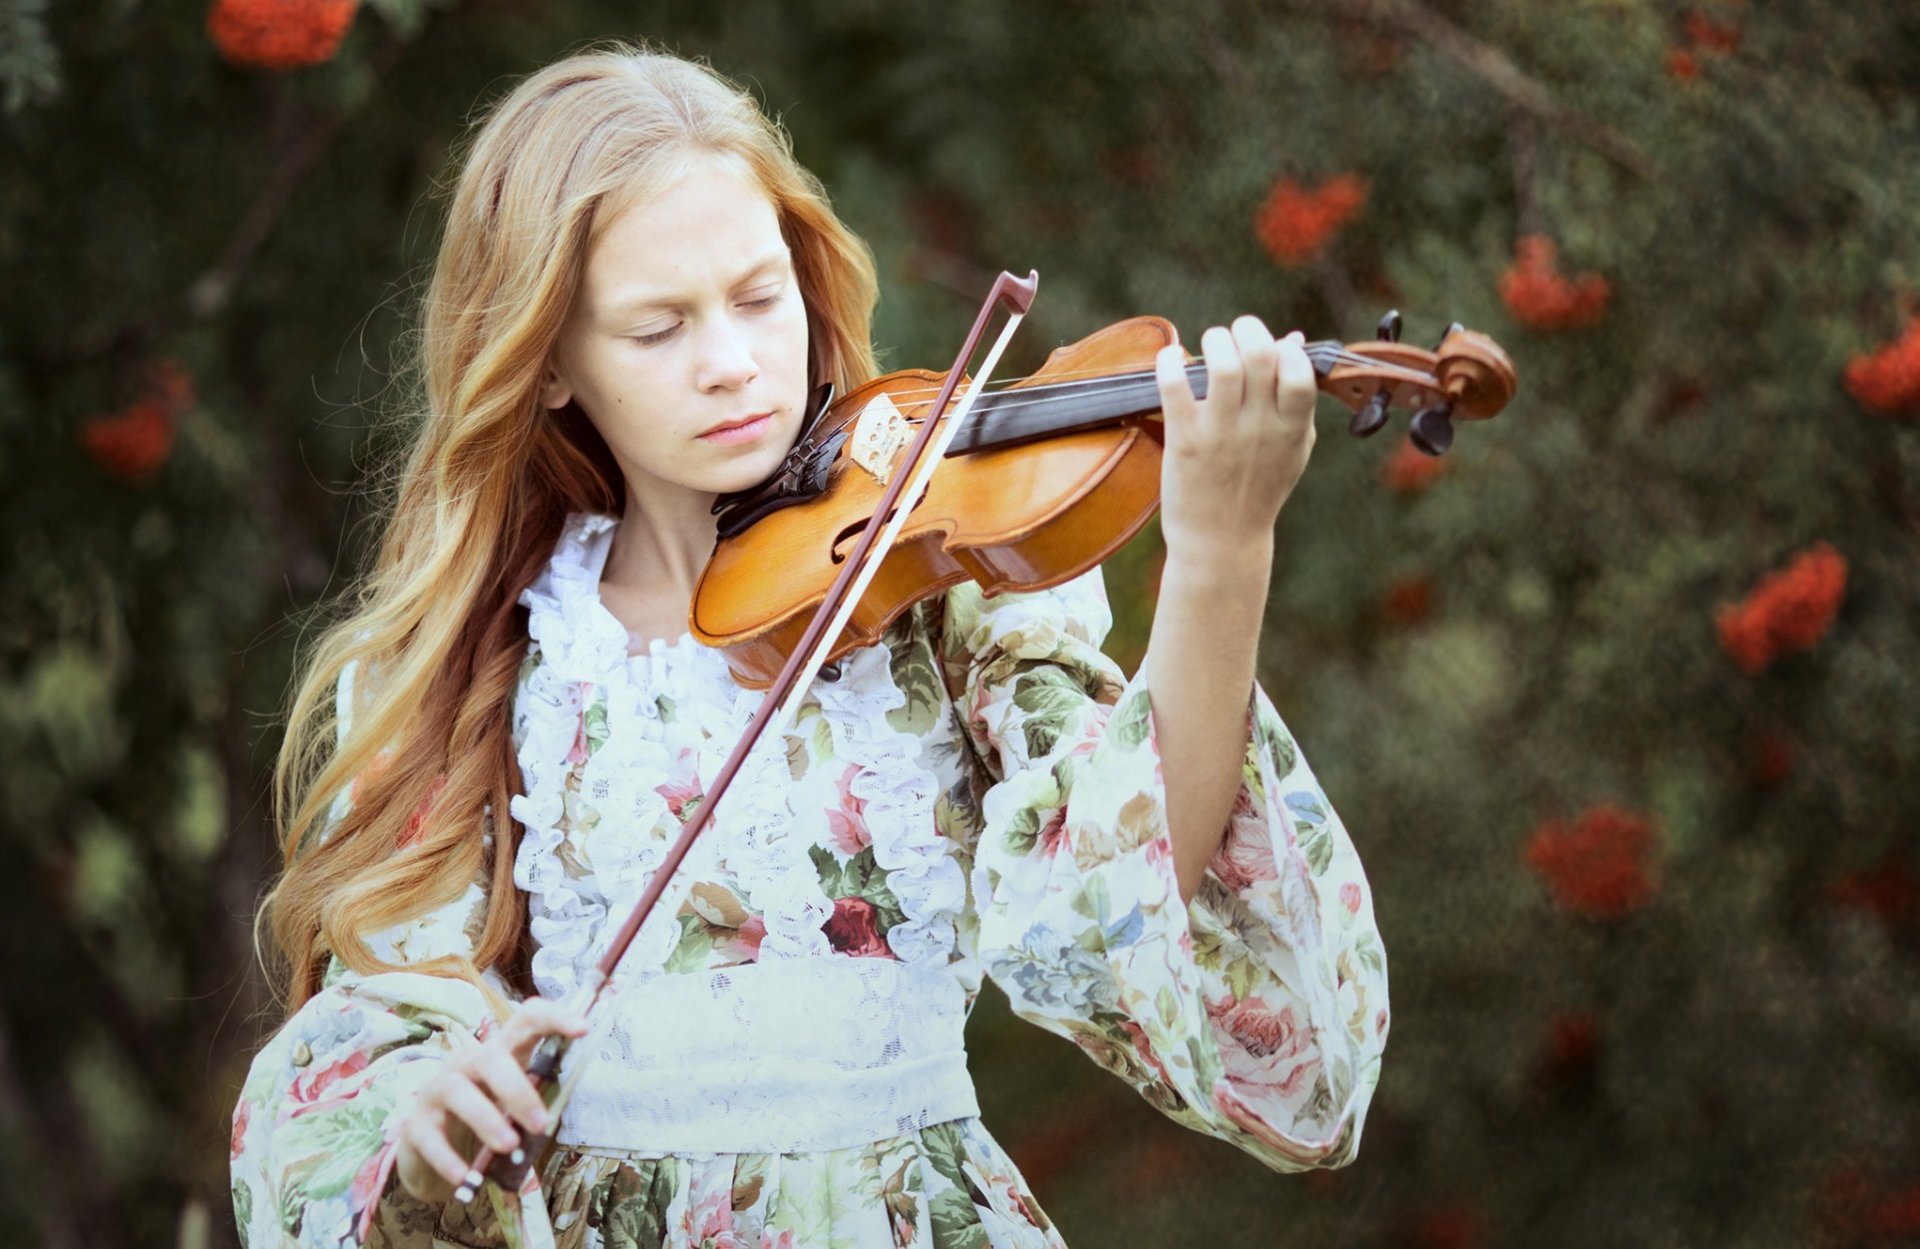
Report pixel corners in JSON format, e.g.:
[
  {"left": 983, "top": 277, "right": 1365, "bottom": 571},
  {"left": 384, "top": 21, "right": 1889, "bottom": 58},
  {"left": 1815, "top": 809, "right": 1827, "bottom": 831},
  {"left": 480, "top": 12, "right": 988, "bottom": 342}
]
[{"left": 1318, "top": 311, "right": 1517, "bottom": 456}]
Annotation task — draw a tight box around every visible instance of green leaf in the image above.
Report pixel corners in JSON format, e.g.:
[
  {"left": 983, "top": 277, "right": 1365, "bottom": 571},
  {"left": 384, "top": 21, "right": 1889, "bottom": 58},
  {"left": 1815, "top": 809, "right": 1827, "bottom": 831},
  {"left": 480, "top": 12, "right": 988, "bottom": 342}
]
[
  {"left": 887, "top": 634, "right": 944, "bottom": 734},
  {"left": 808, "top": 843, "right": 845, "bottom": 894},
  {"left": 231, "top": 1180, "right": 252, "bottom": 1237},
  {"left": 1256, "top": 715, "right": 1296, "bottom": 778},
  {"left": 1355, "top": 930, "right": 1385, "bottom": 976},
  {"left": 664, "top": 912, "right": 715, "bottom": 974},
  {"left": 1003, "top": 804, "right": 1042, "bottom": 855},
  {"left": 279, "top": 1101, "right": 388, "bottom": 1200},
  {"left": 1014, "top": 667, "right": 1085, "bottom": 760},
  {"left": 584, "top": 697, "right": 610, "bottom": 754},
  {"left": 1112, "top": 687, "right": 1153, "bottom": 751}
]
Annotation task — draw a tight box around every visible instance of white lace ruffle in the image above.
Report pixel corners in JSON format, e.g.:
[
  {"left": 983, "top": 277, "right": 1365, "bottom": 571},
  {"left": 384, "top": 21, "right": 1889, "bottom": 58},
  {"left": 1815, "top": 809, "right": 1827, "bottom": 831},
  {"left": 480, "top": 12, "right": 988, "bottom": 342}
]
[
  {"left": 811, "top": 641, "right": 967, "bottom": 965},
  {"left": 509, "top": 513, "right": 965, "bottom": 1002}
]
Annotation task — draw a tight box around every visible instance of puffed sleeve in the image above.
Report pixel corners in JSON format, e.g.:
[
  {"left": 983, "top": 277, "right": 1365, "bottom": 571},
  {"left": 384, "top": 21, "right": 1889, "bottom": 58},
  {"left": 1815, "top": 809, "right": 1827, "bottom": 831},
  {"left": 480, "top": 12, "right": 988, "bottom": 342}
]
[
  {"left": 943, "top": 566, "right": 1389, "bottom": 1171},
  {"left": 229, "top": 663, "right": 548, "bottom": 1248}
]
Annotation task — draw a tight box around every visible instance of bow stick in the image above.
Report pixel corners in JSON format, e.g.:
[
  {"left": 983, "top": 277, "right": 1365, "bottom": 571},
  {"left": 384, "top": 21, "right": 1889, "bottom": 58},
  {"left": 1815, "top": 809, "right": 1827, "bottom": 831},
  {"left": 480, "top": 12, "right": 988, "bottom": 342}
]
[{"left": 453, "top": 268, "right": 1041, "bottom": 1203}]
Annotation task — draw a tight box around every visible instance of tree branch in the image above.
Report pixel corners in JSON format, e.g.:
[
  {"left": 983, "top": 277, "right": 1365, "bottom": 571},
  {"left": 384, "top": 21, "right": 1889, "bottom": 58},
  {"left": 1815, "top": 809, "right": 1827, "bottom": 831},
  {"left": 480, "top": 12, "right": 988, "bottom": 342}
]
[
  {"left": 1329, "top": 0, "right": 1658, "bottom": 180},
  {"left": 187, "top": 33, "right": 413, "bottom": 319}
]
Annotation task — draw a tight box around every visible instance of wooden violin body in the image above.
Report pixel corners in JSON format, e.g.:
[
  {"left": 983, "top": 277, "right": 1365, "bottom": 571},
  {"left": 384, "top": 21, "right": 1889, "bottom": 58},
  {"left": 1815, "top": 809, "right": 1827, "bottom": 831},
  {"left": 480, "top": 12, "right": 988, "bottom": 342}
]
[
  {"left": 694, "top": 318, "right": 1174, "bottom": 686},
  {"left": 694, "top": 313, "right": 1516, "bottom": 688}
]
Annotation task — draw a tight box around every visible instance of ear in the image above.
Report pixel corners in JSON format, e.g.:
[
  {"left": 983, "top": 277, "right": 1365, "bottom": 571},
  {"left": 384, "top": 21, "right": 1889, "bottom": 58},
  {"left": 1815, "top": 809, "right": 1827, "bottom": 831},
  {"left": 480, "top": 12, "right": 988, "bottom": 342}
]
[{"left": 539, "top": 365, "right": 572, "bottom": 411}]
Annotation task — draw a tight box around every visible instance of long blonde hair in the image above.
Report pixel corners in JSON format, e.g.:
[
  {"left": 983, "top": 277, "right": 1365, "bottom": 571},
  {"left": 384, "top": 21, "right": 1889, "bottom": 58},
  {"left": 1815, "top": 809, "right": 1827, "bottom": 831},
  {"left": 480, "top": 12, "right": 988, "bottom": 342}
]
[{"left": 263, "top": 43, "right": 880, "bottom": 1013}]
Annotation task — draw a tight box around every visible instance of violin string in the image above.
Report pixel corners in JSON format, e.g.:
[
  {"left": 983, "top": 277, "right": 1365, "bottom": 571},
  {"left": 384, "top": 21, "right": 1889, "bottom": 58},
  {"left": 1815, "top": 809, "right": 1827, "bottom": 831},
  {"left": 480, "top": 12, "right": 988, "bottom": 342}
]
[
  {"left": 856, "top": 343, "right": 1427, "bottom": 406},
  {"left": 834, "top": 344, "right": 1440, "bottom": 429},
  {"left": 898, "top": 362, "right": 1437, "bottom": 430}
]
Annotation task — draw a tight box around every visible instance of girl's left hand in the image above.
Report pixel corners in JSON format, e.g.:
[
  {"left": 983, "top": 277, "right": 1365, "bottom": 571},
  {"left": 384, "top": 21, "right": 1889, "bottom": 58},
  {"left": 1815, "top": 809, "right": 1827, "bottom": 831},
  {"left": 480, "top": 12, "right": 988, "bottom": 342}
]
[{"left": 1154, "top": 315, "right": 1318, "bottom": 558}]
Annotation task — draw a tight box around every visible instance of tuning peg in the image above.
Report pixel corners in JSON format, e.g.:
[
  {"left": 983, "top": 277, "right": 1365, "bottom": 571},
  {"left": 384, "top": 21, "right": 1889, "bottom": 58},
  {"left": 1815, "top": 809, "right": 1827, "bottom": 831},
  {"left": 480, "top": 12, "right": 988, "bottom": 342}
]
[
  {"left": 1349, "top": 386, "right": 1393, "bottom": 438},
  {"left": 1376, "top": 309, "right": 1403, "bottom": 342},
  {"left": 1431, "top": 321, "right": 1464, "bottom": 352},
  {"left": 1409, "top": 402, "right": 1455, "bottom": 455}
]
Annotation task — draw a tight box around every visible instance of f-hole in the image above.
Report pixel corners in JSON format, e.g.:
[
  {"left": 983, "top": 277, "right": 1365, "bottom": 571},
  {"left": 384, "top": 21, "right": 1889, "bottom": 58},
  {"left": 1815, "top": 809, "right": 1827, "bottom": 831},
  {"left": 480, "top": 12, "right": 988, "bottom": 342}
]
[{"left": 829, "top": 488, "right": 929, "bottom": 565}]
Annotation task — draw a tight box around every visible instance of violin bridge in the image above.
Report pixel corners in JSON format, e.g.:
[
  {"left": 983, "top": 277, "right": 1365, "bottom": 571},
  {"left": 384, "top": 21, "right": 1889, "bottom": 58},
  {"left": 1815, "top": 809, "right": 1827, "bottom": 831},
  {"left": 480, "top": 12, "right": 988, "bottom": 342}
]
[{"left": 847, "top": 392, "right": 914, "bottom": 487}]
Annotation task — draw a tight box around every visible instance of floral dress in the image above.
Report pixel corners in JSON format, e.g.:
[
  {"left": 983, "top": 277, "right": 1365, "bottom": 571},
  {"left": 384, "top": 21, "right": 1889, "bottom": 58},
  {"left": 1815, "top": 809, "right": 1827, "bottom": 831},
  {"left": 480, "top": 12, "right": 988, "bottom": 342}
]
[{"left": 230, "top": 512, "right": 1391, "bottom": 1249}]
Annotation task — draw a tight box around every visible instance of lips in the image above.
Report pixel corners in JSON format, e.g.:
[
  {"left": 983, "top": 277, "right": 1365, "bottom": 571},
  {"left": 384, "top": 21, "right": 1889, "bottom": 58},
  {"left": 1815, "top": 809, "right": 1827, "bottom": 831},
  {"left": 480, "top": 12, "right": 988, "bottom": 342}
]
[
  {"left": 702, "top": 412, "right": 775, "bottom": 447},
  {"left": 701, "top": 411, "right": 774, "bottom": 437}
]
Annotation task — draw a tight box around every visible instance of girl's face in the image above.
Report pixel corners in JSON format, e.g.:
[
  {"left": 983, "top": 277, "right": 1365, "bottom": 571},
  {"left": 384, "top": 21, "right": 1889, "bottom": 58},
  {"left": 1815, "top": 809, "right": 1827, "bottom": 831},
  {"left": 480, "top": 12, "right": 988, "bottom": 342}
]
[{"left": 541, "top": 156, "right": 812, "bottom": 506}]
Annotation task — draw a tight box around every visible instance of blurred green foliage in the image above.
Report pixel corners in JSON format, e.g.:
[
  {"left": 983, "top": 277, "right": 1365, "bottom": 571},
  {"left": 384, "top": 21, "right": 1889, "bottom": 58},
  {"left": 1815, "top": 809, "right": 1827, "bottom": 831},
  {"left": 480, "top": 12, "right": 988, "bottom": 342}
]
[{"left": 3, "top": 0, "right": 1918, "bottom": 1245}]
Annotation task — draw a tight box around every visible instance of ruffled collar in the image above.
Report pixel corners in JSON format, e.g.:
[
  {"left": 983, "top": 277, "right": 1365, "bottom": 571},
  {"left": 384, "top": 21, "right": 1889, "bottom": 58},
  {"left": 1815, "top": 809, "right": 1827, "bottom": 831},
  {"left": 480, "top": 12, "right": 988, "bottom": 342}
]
[{"left": 518, "top": 511, "right": 715, "bottom": 686}]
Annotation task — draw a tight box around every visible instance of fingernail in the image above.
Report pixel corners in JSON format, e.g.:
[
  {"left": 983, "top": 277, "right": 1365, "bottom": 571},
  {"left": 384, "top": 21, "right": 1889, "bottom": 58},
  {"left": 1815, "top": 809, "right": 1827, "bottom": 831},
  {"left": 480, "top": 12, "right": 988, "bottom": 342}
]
[{"left": 533, "top": 1109, "right": 551, "bottom": 1133}]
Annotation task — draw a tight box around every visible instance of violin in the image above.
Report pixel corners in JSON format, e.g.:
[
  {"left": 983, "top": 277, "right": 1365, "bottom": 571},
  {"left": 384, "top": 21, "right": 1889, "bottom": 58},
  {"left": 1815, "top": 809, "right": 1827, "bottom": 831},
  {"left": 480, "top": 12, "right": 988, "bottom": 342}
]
[{"left": 694, "top": 308, "right": 1517, "bottom": 688}]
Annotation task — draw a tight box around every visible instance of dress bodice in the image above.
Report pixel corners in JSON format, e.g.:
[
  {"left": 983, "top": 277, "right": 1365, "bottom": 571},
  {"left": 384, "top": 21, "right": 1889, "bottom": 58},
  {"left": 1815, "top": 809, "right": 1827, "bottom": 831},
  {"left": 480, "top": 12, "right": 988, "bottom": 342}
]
[{"left": 509, "top": 514, "right": 979, "bottom": 1001}]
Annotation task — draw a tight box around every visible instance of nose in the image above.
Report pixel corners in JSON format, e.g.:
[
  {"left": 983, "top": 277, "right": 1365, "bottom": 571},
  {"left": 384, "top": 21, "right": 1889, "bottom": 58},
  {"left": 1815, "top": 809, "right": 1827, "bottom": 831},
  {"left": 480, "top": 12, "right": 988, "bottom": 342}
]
[{"left": 694, "top": 319, "right": 759, "bottom": 394}]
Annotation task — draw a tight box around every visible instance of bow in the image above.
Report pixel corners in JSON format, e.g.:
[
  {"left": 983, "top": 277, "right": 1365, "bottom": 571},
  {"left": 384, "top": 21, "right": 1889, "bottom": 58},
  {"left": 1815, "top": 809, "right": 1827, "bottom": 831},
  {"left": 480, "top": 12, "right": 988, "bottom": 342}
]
[{"left": 453, "top": 268, "right": 1040, "bottom": 1203}]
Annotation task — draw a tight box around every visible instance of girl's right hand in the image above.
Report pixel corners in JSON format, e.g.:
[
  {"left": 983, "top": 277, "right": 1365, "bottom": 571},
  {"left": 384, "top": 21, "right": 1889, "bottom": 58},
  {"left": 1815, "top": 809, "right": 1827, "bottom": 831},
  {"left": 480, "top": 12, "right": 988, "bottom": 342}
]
[{"left": 394, "top": 997, "right": 590, "bottom": 1204}]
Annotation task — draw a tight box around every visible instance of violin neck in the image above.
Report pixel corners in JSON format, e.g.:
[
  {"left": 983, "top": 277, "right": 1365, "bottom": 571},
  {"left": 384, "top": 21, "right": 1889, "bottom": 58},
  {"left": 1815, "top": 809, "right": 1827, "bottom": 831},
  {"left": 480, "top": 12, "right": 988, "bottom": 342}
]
[
  {"left": 946, "top": 342, "right": 1340, "bottom": 456},
  {"left": 944, "top": 362, "right": 1203, "bottom": 455}
]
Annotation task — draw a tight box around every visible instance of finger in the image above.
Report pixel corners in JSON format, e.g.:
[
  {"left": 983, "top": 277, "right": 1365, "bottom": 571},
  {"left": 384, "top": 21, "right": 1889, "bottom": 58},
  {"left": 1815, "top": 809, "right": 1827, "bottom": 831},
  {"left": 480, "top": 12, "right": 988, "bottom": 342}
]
[
  {"left": 498, "top": 998, "right": 591, "bottom": 1064},
  {"left": 441, "top": 1073, "right": 522, "bottom": 1154},
  {"left": 1229, "top": 316, "right": 1279, "bottom": 421},
  {"left": 1154, "top": 343, "right": 1199, "bottom": 428},
  {"left": 470, "top": 1044, "right": 554, "bottom": 1137},
  {"left": 1275, "top": 330, "right": 1318, "bottom": 428},
  {"left": 402, "top": 1115, "right": 472, "bottom": 1194},
  {"left": 1199, "top": 325, "right": 1244, "bottom": 427}
]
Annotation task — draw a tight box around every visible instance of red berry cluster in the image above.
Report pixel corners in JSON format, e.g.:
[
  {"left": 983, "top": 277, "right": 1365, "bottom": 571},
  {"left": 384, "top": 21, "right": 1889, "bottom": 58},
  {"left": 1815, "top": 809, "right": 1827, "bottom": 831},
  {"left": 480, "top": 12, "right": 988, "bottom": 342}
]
[
  {"left": 1827, "top": 852, "right": 1916, "bottom": 924},
  {"left": 1380, "top": 436, "right": 1451, "bottom": 494},
  {"left": 207, "top": 0, "right": 358, "bottom": 71},
  {"left": 1521, "top": 803, "right": 1660, "bottom": 920},
  {"left": 1714, "top": 542, "right": 1847, "bottom": 674},
  {"left": 1253, "top": 174, "right": 1368, "bottom": 267},
  {"left": 1667, "top": 4, "right": 1742, "bottom": 81},
  {"left": 80, "top": 359, "right": 194, "bottom": 482},
  {"left": 1842, "top": 318, "right": 1920, "bottom": 417},
  {"left": 1380, "top": 573, "right": 1434, "bottom": 627},
  {"left": 1498, "top": 235, "right": 1610, "bottom": 331}
]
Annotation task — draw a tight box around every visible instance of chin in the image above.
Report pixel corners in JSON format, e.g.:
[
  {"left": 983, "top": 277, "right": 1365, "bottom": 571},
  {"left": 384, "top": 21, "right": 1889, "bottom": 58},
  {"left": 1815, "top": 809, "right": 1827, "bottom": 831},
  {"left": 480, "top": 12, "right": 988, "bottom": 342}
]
[{"left": 709, "top": 417, "right": 799, "bottom": 494}]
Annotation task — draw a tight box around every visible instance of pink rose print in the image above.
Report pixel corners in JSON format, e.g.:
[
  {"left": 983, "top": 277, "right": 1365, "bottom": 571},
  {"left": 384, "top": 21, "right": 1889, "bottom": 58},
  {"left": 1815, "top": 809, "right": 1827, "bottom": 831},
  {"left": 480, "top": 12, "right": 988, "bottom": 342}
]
[
  {"left": 656, "top": 746, "right": 704, "bottom": 821},
  {"left": 347, "top": 1145, "right": 392, "bottom": 1227},
  {"left": 823, "top": 896, "right": 891, "bottom": 958},
  {"left": 723, "top": 913, "right": 767, "bottom": 963},
  {"left": 1210, "top": 791, "right": 1281, "bottom": 892},
  {"left": 1339, "top": 881, "right": 1364, "bottom": 915},
  {"left": 1206, "top": 994, "right": 1318, "bottom": 1099},
  {"left": 826, "top": 763, "right": 872, "bottom": 855},
  {"left": 1120, "top": 1019, "right": 1175, "bottom": 1086},
  {"left": 566, "top": 681, "right": 593, "bottom": 765},
  {"left": 680, "top": 1185, "right": 738, "bottom": 1248},
  {"left": 229, "top": 1098, "right": 250, "bottom": 1161},
  {"left": 286, "top": 1050, "right": 371, "bottom": 1120},
  {"left": 1037, "top": 807, "right": 1069, "bottom": 859}
]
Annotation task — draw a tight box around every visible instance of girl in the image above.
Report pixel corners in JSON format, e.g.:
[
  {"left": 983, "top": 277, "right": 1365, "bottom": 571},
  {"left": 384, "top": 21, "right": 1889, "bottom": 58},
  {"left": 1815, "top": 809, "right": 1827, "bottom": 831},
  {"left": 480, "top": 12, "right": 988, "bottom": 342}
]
[{"left": 231, "top": 42, "right": 1390, "bottom": 1249}]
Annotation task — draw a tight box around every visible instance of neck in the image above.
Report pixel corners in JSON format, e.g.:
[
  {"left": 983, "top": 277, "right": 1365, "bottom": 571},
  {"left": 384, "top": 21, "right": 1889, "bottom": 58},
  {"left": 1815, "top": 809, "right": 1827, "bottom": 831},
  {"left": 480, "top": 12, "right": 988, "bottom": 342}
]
[{"left": 603, "top": 482, "right": 717, "bottom": 601}]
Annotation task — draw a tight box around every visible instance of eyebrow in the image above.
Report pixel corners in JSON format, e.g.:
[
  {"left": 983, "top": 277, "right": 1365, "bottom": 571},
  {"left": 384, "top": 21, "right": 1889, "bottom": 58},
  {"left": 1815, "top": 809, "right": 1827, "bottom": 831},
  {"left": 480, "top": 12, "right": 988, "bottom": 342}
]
[{"left": 600, "top": 249, "right": 792, "bottom": 318}]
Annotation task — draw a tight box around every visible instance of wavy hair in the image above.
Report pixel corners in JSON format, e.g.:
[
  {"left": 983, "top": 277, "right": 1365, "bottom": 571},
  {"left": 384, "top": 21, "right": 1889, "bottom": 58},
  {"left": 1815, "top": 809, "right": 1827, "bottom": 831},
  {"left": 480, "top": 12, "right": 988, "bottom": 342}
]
[{"left": 261, "top": 43, "right": 879, "bottom": 1013}]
